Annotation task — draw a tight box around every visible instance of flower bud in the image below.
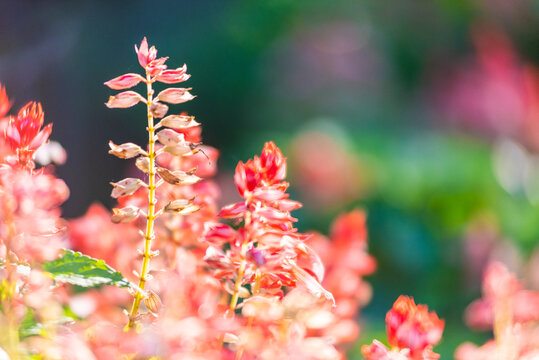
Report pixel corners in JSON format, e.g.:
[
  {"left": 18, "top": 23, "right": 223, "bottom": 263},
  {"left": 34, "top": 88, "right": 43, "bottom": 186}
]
[
  {"left": 223, "top": 333, "right": 239, "bottom": 344},
  {"left": 144, "top": 290, "right": 162, "bottom": 314},
  {"left": 147, "top": 57, "right": 168, "bottom": 77},
  {"left": 203, "top": 223, "right": 237, "bottom": 246},
  {"left": 159, "top": 115, "right": 199, "bottom": 129},
  {"left": 156, "top": 129, "right": 184, "bottom": 146},
  {"left": 150, "top": 102, "right": 168, "bottom": 119},
  {"left": 156, "top": 65, "right": 190, "bottom": 84},
  {"left": 247, "top": 248, "right": 267, "bottom": 267},
  {"left": 156, "top": 88, "right": 195, "bottom": 104},
  {"left": 164, "top": 199, "right": 200, "bottom": 215},
  {"left": 104, "top": 73, "right": 145, "bottom": 90},
  {"left": 108, "top": 141, "right": 144, "bottom": 159},
  {"left": 163, "top": 144, "right": 197, "bottom": 157},
  {"left": 135, "top": 37, "right": 157, "bottom": 68},
  {"left": 110, "top": 178, "right": 144, "bottom": 198},
  {"left": 105, "top": 91, "right": 145, "bottom": 108},
  {"left": 238, "top": 286, "right": 250, "bottom": 298},
  {"left": 135, "top": 156, "right": 150, "bottom": 173},
  {"left": 156, "top": 167, "right": 200, "bottom": 185},
  {"left": 111, "top": 206, "right": 140, "bottom": 223}
]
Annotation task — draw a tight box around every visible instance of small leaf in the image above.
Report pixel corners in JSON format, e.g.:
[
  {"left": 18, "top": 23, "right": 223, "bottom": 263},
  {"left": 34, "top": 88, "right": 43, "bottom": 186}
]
[
  {"left": 19, "top": 309, "right": 43, "bottom": 339},
  {"left": 43, "top": 249, "right": 132, "bottom": 288}
]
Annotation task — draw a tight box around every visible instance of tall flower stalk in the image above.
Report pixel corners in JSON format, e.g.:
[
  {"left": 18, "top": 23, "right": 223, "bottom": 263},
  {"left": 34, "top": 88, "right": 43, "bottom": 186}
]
[{"left": 105, "top": 38, "right": 200, "bottom": 328}]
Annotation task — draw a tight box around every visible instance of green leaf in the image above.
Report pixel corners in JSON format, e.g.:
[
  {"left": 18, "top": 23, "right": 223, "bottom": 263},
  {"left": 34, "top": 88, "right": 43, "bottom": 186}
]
[
  {"left": 43, "top": 249, "right": 132, "bottom": 288},
  {"left": 19, "top": 309, "right": 43, "bottom": 339}
]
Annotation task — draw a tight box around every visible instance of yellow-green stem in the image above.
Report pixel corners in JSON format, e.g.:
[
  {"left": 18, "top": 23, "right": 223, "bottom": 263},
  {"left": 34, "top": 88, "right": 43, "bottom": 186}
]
[
  {"left": 235, "top": 271, "right": 261, "bottom": 360},
  {"left": 127, "top": 72, "right": 156, "bottom": 329},
  {"left": 228, "top": 254, "right": 247, "bottom": 316},
  {"left": 228, "top": 213, "right": 252, "bottom": 316}
]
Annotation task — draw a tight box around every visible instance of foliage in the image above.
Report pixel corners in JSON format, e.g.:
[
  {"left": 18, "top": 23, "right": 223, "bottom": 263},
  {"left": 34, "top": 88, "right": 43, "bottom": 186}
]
[{"left": 43, "top": 249, "right": 131, "bottom": 289}]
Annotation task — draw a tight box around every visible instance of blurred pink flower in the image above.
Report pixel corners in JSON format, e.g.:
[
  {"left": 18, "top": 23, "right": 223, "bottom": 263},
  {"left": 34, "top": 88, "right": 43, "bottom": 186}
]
[
  {"left": 289, "top": 129, "right": 368, "bottom": 209},
  {"left": 434, "top": 25, "right": 539, "bottom": 149}
]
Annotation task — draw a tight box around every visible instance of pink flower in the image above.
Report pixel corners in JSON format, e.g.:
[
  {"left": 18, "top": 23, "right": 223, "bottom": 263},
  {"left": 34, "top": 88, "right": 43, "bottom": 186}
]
[
  {"left": 363, "top": 296, "right": 444, "bottom": 360},
  {"left": 5, "top": 102, "right": 52, "bottom": 152},
  {"left": 4, "top": 102, "right": 52, "bottom": 168},
  {"left": 362, "top": 340, "right": 412, "bottom": 360},
  {"left": 386, "top": 296, "right": 444, "bottom": 355},
  {"left": 105, "top": 91, "right": 145, "bottom": 108},
  {"left": 135, "top": 37, "right": 157, "bottom": 68},
  {"left": 104, "top": 73, "right": 145, "bottom": 90},
  {"left": 156, "top": 65, "right": 190, "bottom": 84},
  {"left": 156, "top": 88, "right": 195, "bottom": 104}
]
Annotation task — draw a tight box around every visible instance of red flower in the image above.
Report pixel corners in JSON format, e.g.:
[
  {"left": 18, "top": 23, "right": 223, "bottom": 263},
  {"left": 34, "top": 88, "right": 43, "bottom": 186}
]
[
  {"left": 363, "top": 296, "right": 444, "bottom": 360},
  {"left": 386, "top": 296, "right": 444, "bottom": 356},
  {"left": 207, "top": 142, "right": 334, "bottom": 307},
  {"left": 4, "top": 102, "right": 52, "bottom": 167},
  {"left": 234, "top": 141, "right": 287, "bottom": 198},
  {"left": 0, "top": 84, "right": 11, "bottom": 119},
  {"left": 134, "top": 37, "right": 157, "bottom": 68},
  {"left": 259, "top": 141, "right": 286, "bottom": 184}
]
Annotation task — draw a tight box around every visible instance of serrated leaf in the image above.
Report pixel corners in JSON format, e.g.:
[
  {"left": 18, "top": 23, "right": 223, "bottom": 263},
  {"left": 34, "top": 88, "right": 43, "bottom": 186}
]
[{"left": 43, "top": 249, "right": 132, "bottom": 288}]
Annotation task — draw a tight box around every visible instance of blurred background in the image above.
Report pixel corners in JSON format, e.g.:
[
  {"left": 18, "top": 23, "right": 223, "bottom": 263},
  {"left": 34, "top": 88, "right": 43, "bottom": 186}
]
[{"left": 1, "top": 0, "right": 538, "bottom": 357}]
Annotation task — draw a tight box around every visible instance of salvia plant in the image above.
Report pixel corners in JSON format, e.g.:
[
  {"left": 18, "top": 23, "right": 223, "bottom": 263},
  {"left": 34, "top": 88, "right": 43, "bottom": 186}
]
[{"left": 0, "top": 38, "right": 537, "bottom": 360}]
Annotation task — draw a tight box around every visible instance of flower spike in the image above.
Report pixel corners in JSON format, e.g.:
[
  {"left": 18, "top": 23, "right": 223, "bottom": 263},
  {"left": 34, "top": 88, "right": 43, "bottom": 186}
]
[{"left": 105, "top": 37, "right": 199, "bottom": 329}]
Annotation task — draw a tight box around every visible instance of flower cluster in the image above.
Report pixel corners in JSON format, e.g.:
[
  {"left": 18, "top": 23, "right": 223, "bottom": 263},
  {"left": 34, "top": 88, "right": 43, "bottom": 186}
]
[
  {"left": 309, "top": 210, "right": 376, "bottom": 352},
  {"left": 0, "top": 85, "right": 73, "bottom": 358},
  {"left": 11, "top": 36, "right": 539, "bottom": 360},
  {"left": 362, "top": 296, "right": 445, "bottom": 360},
  {"left": 455, "top": 262, "right": 539, "bottom": 360},
  {"left": 207, "top": 142, "right": 332, "bottom": 303}
]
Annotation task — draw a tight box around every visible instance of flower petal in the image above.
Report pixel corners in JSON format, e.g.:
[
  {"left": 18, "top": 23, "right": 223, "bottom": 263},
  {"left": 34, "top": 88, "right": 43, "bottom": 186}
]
[
  {"left": 156, "top": 65, "right": 190, "bottom": 84},
  {"left": 156, "top": 88, "right": 195, "bottom": 104},
  {"left": 105, "top": 91, "right": 145, "bottom": 109},
  {"left": 108, "top": 141, "right": 144, "bottom": 159},
  {"left": 104, "top": 73, "right": 145, "bottom": 90}
]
